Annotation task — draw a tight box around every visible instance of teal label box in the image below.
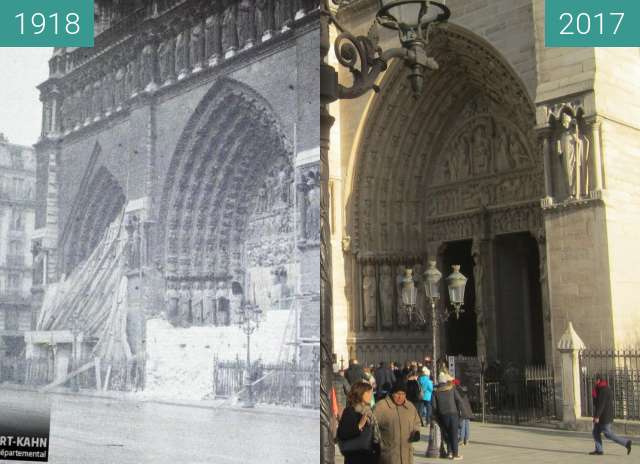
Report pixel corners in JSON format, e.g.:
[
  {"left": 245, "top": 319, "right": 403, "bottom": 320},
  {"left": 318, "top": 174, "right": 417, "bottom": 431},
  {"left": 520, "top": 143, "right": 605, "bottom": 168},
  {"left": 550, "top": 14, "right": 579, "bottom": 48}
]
[
  {"left": 0, "top": 0, "right": 93, "bottom": 47},
  {"left": 545, "top": 0, "right": 640, "bottom": 47}
]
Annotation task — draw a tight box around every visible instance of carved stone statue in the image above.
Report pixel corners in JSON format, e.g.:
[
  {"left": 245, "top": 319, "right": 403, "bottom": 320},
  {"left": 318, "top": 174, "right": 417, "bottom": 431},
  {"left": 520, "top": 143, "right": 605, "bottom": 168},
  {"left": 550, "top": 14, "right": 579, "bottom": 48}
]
[
  {"left": 362, "top": 264, "right": 377, "bottom": 329},
  {"left": 256, "top": 182, "right": 268, "bottom": 213},
  {"left": 190, "top": 22, "right": 205, "bottom": 71},
  {"left": 125, "top": 59, "right": 139, "bottom": 98},
  {"left": 166, "top": 281, "right": 179, "bottom": 324},
  {"left": 395, "top": 265, "right": 409, "bottom": 327},
  {"left": 237, "top": 0, "right": 256, "bottom": 49},
  {"left": 255, "top": 0, "right": 274, "bottom": 39},
  {"left": 175, "top": 30, "right": 190, "bottom": 78},
  {"left": 379, "top": 264, "right": 394, "bottom": 328},
  {"left": 114, "top": 68, "right": 125, "bottom": 107},
  {"left": 473, "top": 125, "right": 491, "bottom": 176},
  {"left": 556, "top": 112, "right": 589, "bottom": 199},
  {"left": 205, "top": 13, "right": 222, "bottom": 65},
  {"left": 140, "top": 43, "right": 156, "bottom": 91},
  {"left": 413, "top": 263, "right": 427, "bottom": 323},
  {"left": 304, "top": 171, "right": 320, "bottom": 241},
  {"left": 495, "top": 128, "right": 515, "bottom": 171},
  {"left": 471, "top": 239, "right": 487, "bottom": 357},
  {"left": 221, "top": 0, "right": 239, "bottom": 55},
  {"left": 191, "top": 281, "right": 204, "bottom": 325},
  {"left": 158, "top": 37, "right": 175, "bottom": 84},
  {"left": 275, "top": 0, "right": 293, "bottom": 31},
  {"left": 204, "top": 281, "right": 216, "bottom": 324},
  {"left": 178, "top": 282, "right": 192, "bottom": 326}
]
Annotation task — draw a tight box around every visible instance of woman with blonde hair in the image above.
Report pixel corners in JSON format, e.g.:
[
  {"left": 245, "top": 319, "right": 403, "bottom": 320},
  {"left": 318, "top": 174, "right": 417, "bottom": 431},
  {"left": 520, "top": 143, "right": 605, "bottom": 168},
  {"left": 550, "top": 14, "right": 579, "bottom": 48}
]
[{"left": 337, "top": 381, "right": 381, "bottom": 463}]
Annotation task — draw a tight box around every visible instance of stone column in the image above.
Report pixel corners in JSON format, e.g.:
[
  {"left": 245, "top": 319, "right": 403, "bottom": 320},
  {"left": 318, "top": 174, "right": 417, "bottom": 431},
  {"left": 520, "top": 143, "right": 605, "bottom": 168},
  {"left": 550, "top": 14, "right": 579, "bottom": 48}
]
[
  {"left": 585, "top": 117, "right": 603, "bottom": 194},
  {"left": 538, "top": 127, "right": 554, "bottom": 205},
  {"left": 557, "top": 321, "right": 586, "bottom": 425},
  {"left": 535, "top": 229, "right": 554, "bottom": 367},
  {"left": 471, "top": 237, "right": 489, "bottom": 360}
]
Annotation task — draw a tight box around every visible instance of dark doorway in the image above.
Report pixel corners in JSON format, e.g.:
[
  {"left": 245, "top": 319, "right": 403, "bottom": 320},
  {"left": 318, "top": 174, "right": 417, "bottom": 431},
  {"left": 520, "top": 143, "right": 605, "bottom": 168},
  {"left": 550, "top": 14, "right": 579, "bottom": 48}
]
[
  {"left": 443, "top": 240, "right": 476, "bottom": 356},
  {"left": 494, "top": 233, "right": 544, "bottom": 365}
]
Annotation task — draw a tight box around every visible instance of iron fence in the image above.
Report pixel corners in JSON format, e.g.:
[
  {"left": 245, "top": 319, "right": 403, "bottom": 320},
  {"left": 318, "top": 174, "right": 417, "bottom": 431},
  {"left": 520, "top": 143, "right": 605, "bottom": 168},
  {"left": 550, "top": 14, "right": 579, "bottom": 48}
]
[
  {"left": 481, "top": 364, "right": 556, "bottom": 425},
  {"left": 579, "top": 349, "right": 640, "bottom": 420},
  {"left": 213, "top": 356, "right": 320, "bottom": 409}
]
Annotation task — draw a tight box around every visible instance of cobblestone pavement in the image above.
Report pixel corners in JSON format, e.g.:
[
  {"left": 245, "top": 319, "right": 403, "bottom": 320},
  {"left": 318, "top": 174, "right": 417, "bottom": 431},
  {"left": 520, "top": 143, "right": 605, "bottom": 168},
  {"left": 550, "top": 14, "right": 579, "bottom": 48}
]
[
  {"left": 1, "top": 388, "right": 318, "bottom": 464},
  {"left": 336, "top": 421, "right": 636, "bottom": 463}
]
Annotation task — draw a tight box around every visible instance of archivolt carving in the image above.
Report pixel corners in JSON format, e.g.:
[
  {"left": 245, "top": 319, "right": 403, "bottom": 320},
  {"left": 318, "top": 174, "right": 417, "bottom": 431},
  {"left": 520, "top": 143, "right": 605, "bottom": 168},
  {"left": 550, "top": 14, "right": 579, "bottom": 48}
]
[
  {"left": 158, "top": 78, "right": 293, "bottom": 286},
  {"left": 347, "top": 24, "right": 541, "bottom": 257}
]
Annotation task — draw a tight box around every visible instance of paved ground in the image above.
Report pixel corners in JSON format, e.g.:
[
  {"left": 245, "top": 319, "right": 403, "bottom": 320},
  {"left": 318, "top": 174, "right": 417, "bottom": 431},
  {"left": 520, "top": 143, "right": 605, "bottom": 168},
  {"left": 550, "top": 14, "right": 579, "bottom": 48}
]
[
  {"left": 336, "top": 421, "right": 636, "bottom": 463},
  {"left": 0, "top": 389, "right": 318, "bottom": 464}
]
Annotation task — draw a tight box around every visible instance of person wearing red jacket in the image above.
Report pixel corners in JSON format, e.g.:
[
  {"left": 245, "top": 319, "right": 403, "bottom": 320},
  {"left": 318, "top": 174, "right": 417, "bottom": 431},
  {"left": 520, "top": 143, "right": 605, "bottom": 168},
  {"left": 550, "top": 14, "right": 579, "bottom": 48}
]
[{"left": 590, "top": 375, "right": 632, "bottom": 456}]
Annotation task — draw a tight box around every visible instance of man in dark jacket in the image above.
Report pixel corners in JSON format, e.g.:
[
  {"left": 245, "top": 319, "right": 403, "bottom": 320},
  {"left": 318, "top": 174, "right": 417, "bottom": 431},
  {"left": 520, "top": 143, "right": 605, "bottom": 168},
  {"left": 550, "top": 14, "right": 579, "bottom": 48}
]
[
  {"left": 590, "top": 375, "right": 632, "bottom": 455},
  {"left": 374, "top": 362, "right": 396, "bottom": 399},
  {"left": 345, "top": 359, "right": 366, "bottom": 386}
]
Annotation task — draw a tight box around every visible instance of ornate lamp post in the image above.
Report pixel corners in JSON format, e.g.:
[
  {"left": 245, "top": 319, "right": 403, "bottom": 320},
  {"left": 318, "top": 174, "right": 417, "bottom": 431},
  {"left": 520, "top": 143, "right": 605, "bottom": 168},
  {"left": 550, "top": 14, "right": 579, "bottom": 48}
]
[
  {"left": 236, "top": 290, "right": 263, "bottom": 408},
  {"left": 446, "top": 264, "right": 467, "bottom": 320},
  {"left": 320, "top": 2, "right": 451, "bottom": 462}
]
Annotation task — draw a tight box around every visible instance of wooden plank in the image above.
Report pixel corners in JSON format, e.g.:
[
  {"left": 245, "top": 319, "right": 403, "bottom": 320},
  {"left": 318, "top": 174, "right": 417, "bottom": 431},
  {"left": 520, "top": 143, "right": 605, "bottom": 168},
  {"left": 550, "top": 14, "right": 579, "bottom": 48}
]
[{"left": 39, "top": 360, "right": 96, "bottom": 392}]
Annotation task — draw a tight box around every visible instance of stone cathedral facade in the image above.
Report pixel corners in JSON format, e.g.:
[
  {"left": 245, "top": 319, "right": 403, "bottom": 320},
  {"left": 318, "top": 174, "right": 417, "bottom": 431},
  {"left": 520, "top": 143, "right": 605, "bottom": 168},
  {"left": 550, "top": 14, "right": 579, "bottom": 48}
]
[
  {"left": 328, "top": 0, "right": 640, "bottom": 372},
  {"left": 30, "top": 0, "right": 320, "bottom": 381}
]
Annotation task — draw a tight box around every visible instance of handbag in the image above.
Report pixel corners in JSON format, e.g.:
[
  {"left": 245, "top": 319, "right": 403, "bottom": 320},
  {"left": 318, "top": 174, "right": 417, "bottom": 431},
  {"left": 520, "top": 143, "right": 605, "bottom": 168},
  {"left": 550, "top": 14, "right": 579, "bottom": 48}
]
[{"left": 338, "top": 423, "right": 374, "bottom": 454}]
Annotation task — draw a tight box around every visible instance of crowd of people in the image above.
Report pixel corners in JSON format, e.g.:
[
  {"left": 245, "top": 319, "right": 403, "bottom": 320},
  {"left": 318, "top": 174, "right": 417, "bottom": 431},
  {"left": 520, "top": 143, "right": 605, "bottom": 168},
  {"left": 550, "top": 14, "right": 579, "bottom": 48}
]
[{"left": 331, "top": 356, "right": 473, "bottom": 463}]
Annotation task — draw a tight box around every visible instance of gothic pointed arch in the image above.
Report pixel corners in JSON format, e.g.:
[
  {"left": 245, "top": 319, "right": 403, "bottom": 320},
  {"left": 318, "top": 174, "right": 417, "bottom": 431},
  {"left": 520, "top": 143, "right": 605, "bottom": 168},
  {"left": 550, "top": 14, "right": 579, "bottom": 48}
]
[
  {"left": 62, "top": 160, "right": 126, "bottom": 275},
  {"left": 345, "top": 23, "right": 543, "bottom": 257},
  {"left": 158, "top": 77, "right": 295, "bottom": 296}
]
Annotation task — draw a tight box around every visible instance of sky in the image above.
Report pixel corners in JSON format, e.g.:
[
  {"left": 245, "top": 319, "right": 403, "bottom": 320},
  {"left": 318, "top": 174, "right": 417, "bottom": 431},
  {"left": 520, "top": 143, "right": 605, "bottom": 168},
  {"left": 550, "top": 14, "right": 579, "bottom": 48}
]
[{"left": 0, "top": 47, "right": 51, "bottom": 147}]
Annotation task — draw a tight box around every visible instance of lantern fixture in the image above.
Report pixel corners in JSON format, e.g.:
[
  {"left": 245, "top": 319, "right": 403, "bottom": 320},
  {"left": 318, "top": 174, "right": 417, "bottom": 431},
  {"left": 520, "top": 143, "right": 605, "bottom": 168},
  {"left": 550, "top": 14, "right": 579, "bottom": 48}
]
[
  {"left": 446, "top": 264, "right": 467, "bottom": 319},
  {"left": 423, "top": 260, "right": 442, "bottom": 302}
]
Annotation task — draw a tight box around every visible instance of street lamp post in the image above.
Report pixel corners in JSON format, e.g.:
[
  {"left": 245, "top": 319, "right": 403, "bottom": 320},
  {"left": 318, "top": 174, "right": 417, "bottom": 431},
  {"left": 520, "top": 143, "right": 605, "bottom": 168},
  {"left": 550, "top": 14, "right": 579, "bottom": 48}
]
[
  {"left": 320, "top": 2, "right": 450, "bottom": 462},
  {"left": 236, "top": 291, "right": 262, "bottom": 408},
  {"left": 446, "top": 264, "right": 468, "bottom": 320}
]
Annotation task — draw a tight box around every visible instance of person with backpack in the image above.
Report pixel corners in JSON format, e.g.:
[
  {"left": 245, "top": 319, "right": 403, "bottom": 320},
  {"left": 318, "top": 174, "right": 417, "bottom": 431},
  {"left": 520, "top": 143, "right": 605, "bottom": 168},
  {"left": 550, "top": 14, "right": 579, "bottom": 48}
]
[{"left": 590, "top": 374, "right": 632, "bottom": 456}]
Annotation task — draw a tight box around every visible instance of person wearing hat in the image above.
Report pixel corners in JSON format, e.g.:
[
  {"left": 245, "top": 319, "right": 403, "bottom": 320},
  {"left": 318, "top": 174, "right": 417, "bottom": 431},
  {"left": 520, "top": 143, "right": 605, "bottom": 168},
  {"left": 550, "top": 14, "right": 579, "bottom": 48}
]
[
  {"left": 418, "top": 366, "right": 434, "bottom": 425},
  {"left": 432, "top": 372, "right": 464, "bottom": 460},
  {"left": 374, "top": 381, "right": 422, "bottom": 464}
]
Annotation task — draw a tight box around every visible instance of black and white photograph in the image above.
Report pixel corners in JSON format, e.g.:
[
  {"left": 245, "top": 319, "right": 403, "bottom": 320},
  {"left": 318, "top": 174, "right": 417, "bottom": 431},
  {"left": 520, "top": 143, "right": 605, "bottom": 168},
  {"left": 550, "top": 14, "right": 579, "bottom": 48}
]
[{"left": 0, "top": 1, "right": 320, "bottom": 463}]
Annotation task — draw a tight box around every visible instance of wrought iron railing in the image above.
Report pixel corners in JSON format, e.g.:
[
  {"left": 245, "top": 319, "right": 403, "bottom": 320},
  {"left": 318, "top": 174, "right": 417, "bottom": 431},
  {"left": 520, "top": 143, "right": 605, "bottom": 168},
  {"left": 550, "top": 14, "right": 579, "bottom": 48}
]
[
  {"left": 213, "top": 356, "right": 320, "bottom": 409},
  {"left": 579, "top": 348, "right": 640, "bottom": 420}
]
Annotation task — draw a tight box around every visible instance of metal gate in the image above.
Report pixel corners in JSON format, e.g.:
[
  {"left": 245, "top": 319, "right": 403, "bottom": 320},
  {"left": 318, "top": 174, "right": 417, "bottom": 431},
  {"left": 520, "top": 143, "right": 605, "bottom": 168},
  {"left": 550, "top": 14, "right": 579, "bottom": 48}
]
[{"left": 481, "top": 363, "right": 557, "bottom": 425}]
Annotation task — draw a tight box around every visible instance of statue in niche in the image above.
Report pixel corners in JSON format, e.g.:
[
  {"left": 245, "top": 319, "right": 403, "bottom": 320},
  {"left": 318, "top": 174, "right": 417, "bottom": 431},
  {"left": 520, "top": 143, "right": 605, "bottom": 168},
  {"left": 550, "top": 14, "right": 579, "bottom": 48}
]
[
  {"left": 275, "top": 0, "right": 293, "bottom": 31},
  {"left": 237, "top": 0, "right": 256, "bottom": 49},
  {"left": 166, "top": 281, "right": 179, "bottom": 324},
  {"left": 556, "top": 111, "right": 589, "bottom": 199},
  {"left": 92, "top": 80, "right": 102, "bottom": 118},
  {"left": 221, "top": 0, "right": 239, "bottom": 54},
  {"left": 114, "top": 68, "right": 125, "bottom": 107},
  {"left": 256, "top": 182, "right": 268, "bottom": 213},
  {"left": 190, "top": 22, "right": 205, "bottom": 70},
  {"left": 304, "top": 170, "right": 320, "bottom": 241},
  {"left": 178, "top": 282, "right": 192, "bottom": 326},
  {"left": 473, "top": 125, "right": 491, "bottom": 175},
  {"left": 175, "top": 30, "right": 189, "bottom": 76},
  {"left": 413, "top": 263, "right": 427, "bottom": 323},
  {"left": 495, "top": 128, "right": 516, "bottom": 171},
  {"left": 205, "top": 12, "right": 222, "bottom": 63},
  {"left": 509, "top": 131, "right": 530, "bottom": 167},
  {"left": 204, "top": 281, "right": 216, "bottom": 324},
  {"left": 140, "top": 43, "right": 155, "bottom": 90},
  {"left": 124, "top": 59, "right": 138, "bottom": 98},
  {"left": 191, "top": 282, "right": 204, "bottom": 325},
  {"left": 158, "top": 37, "right": 175, "bottom": 84},
  {"left": 395, "top": 265, "right": 409, "bottom": 327},
  {"left": 362, "top": 264, "right": 377, "bottom": 329},
  {"left": 102, "top": 73, "right": 114, "bottom": 113},
  {"left": 472, "top": 239, "right": 487, "bottom": 357},
  {"left": 255, "top": 0, "right": 273, "bottom": 38},
  {"left": 378, "top": 265, "right": 394, "bottom": 328}
]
